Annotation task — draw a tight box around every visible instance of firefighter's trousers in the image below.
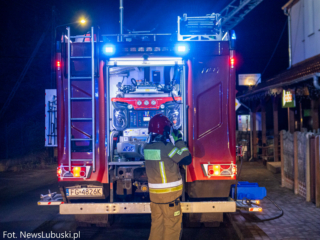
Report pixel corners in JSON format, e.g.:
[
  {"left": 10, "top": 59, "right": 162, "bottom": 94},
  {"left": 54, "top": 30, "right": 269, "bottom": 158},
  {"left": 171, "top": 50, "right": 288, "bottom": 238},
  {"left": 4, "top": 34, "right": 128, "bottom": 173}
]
[{"left": 149, "top": 200, "right": 182, "bottom": 240}]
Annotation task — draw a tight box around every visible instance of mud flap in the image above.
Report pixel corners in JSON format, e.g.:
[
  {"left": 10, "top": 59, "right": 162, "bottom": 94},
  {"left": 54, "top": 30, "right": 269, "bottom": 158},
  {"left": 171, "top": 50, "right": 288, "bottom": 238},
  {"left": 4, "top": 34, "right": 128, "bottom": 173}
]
[
  {"left": 75, "top": 214, "right": 114, "bottom": 228},
  {"left": 183, "top": 213, "right": 222, "bottom": 228}
]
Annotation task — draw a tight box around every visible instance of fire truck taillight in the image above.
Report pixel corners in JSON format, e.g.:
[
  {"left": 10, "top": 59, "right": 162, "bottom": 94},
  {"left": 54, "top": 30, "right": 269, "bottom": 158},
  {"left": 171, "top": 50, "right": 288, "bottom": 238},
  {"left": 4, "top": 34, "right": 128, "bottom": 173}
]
[
  {"left": 230, "top": 57, "right": 235, "bottom": 69},
  {"left": 58, "top": 166, "right": 91, "bottom": 179},
  {"left": 72, "top": 167, "right": 86, "bottom": 177},
  {"left": 202, "top": 163, "right": 236, "bottom": 178},
  {"left": 56, "top": 61, "right": 61, "bottom": 70},
  {"left": 231, "top": 165, "right": 237, "bottom": 178},
  {"left": 208, "top": 165, "right": 221, "bottom": 176}
]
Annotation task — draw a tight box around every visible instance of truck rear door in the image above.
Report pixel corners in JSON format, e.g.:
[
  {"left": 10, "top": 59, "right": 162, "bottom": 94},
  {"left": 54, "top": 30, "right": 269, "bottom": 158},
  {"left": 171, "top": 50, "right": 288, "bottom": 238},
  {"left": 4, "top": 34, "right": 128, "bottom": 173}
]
[{"left": 187, "top": 54, "right": 236, "bottom": 182}]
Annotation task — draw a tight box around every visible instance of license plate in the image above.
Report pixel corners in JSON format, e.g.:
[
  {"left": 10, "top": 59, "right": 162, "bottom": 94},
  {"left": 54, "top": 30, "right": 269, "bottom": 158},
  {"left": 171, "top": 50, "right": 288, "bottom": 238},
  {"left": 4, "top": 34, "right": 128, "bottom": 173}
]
[{"left": 66, "top": 188, "right": 103, "bottom": 197}]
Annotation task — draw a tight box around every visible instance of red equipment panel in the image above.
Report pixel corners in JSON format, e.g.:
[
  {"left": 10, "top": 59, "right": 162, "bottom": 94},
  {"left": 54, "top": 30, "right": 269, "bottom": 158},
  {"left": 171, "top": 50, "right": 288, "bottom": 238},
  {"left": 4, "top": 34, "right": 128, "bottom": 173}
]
[
  {"left": 187, "top": 56, "right": 236, "bottom": 182},
  {"left": 111, "top": 97, "right": 182, "bottom": 110}
]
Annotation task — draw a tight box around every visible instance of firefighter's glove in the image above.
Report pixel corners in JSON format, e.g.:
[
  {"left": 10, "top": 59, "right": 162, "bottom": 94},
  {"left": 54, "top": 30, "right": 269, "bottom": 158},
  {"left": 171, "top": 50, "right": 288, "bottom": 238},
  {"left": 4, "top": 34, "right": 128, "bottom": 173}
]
[{"left": 171, "top": 130, "right": 183, "bottom": 142}]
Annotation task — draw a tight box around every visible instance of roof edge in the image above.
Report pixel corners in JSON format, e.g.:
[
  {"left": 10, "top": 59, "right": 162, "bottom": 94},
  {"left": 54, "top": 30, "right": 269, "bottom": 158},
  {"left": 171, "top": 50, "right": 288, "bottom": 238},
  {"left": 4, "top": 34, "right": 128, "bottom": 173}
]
[{"left": 238, "top": 73, "right": 320, "bottom": 99}]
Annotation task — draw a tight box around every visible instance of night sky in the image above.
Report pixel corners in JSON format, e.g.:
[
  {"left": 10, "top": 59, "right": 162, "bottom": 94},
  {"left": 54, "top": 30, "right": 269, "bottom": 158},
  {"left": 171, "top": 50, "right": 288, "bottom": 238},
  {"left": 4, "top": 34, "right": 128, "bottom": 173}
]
[{"left": 0, "top": 0, "right": 289, "bottom": 159}]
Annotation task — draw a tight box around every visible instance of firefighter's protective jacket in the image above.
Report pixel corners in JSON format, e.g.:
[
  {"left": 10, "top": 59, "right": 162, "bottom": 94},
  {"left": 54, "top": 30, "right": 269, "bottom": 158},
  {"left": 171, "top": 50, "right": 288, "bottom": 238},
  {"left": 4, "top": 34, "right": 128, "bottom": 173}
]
[{"left": 144, "top": 140, "right": 191, "bottom": 203}]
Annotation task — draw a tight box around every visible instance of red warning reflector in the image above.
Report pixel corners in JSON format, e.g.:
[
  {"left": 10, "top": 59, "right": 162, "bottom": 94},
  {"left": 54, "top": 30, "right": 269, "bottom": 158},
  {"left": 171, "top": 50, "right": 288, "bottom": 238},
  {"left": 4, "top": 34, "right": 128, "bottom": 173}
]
[
  {"left": 230, "top": 57, "right": 235, "bottom": 69},
  {"left": 56, "top": 61, "right": 61, "bottom": 70}
]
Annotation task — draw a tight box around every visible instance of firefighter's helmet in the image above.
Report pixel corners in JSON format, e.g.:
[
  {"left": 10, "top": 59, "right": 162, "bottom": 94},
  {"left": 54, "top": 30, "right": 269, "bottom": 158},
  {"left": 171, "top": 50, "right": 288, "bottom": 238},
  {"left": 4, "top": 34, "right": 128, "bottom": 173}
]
[{"left": 148, "top": 114, "right": 172, "bottom": 135}]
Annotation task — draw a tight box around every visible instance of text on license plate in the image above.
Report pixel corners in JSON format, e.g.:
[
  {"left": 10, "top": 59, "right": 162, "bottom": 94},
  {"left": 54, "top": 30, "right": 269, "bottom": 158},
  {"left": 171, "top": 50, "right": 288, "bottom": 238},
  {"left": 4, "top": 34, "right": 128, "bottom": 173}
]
[{"left": 66, "top": 188, "right": 103, "bottom": 196}]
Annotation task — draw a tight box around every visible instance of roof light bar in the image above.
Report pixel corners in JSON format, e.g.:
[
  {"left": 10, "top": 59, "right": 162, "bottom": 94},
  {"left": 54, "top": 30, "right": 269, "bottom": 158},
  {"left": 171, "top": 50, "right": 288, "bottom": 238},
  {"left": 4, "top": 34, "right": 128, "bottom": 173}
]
[{"left": 110, "top": 57, "right": 182, "bottom": 61}]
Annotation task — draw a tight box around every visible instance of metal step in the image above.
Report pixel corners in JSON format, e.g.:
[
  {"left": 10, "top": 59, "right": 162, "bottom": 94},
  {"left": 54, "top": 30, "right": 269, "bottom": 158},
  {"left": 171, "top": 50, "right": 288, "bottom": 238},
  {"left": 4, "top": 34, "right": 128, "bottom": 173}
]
[
  {"left": 70, "top": 77, "right": 92, "bottom": 79},
  {"left": 71, "top": 159, "right": 93, "bottom": 162},
  {"left": 70, "top": 118, "right": 92, "bottom": 121},
  {"left": 70, "top": 56, "right": 91, "bottom": 59},
  {"left": 70, "top": 97, "right": 92, "bottom": 100},
  {"left": 70, "top": 35, "right": 92, "bottom": 39},
  {"left": 71, "top": 138, "right": 92, "bottom": 141}
]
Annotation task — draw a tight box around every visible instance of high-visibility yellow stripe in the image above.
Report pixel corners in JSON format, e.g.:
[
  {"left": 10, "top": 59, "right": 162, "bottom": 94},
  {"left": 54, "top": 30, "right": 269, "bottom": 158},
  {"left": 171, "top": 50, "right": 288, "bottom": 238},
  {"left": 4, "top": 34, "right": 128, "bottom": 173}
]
[
  {"left": 177, "top": 147, "right": 189, "bottom": 155},
  {"left": 149, "top": 184, "right": 183, "bottom": 194},
  {"left": 159, "top": 161, "right": 167, "bottom": 183},
  {"left": 148, "top": 179, "right": 182, "bottom": 188},
  {"left": 168, "top": 147, "right": 178, "bottom": 157}
]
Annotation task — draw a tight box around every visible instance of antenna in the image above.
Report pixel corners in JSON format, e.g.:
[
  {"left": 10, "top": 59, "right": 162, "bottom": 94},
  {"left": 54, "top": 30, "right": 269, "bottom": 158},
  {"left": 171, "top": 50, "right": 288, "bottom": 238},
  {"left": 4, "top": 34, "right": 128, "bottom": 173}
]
[{"left": 120, "top": 0, "right": 123, "bottom": 41}]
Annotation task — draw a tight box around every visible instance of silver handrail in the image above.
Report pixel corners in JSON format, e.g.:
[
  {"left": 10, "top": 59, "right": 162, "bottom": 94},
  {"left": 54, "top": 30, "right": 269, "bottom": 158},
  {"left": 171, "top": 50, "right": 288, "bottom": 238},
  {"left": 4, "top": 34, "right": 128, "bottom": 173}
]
[
  {"left": 91, "top": 27, "right": 96, "bottom": 172},
  {"left": 67, "top": 27, "right": 71, "bottom": 172}
]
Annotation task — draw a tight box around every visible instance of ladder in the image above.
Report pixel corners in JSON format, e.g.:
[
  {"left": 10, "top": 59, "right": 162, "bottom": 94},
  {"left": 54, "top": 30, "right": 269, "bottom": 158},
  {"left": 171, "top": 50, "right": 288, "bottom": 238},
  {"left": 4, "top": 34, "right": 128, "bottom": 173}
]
[
  {"left": 219, "top": 0, "right": 263, "bottom": 32},
  {"left": 67, "top": 27, "right": 95, "bottom": 172}
]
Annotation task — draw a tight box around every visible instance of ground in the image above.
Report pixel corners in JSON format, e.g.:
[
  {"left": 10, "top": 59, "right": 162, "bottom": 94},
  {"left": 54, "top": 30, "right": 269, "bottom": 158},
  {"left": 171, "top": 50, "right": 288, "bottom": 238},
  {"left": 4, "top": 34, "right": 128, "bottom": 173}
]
[
  {"left": 0, "top": 166, "right": 238, "bottom": 240},
  {"left": 229, "top": 161, "right": 320, "bottom": 240},
  {"left": 2, "top": 161, "right": 319, "bottom": 240}
]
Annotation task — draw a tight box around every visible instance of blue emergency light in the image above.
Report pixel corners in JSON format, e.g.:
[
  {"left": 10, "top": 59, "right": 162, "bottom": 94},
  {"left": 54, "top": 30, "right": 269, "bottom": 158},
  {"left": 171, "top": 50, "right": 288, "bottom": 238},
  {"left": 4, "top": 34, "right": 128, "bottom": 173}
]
[
  {"left": 103, "top": 44, "right": 115, "bottom": 55},
  {"left": 175, "top": 44, "right": 189, "bottom": 55},
  {"left": 177, "top": 46, "right": 186, "bottom": 52},
  {"left": 105, "top": 47, "right": 114, "bottom": 53},
  {"left": 231, "top": 30, "right": 236, "bottom": 40}
]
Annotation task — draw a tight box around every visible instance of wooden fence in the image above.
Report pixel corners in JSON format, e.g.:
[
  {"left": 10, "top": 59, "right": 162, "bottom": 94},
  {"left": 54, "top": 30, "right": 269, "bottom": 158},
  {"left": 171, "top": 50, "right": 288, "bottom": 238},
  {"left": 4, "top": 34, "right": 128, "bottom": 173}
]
[{"left": 280, "top": 130, "right": 320, "bottom": 207}]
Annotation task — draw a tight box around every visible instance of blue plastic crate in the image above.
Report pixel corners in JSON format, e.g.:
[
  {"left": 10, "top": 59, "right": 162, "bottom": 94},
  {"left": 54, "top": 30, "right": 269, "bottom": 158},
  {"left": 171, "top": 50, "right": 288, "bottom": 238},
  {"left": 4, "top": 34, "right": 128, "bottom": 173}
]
[{"left": 230, "top": 181, "right": 267, "bottom": 200}]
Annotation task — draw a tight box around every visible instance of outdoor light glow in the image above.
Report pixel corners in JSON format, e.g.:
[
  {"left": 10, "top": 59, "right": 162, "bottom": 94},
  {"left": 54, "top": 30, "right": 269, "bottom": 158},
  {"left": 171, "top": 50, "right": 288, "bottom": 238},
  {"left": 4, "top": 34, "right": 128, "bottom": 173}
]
[
  {"left": 80, "top": 19, "right": 86, "bottom": 24},
  {"left": 178, "top": 45, "right": 186, "bottom": 52}
]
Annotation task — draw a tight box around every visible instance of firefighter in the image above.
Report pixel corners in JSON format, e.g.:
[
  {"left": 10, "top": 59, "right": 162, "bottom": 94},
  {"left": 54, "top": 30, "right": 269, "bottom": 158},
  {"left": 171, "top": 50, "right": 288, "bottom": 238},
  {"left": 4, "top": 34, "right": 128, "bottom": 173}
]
[{"left": 144, "top": 114, "right": 192, "bottom": 240}]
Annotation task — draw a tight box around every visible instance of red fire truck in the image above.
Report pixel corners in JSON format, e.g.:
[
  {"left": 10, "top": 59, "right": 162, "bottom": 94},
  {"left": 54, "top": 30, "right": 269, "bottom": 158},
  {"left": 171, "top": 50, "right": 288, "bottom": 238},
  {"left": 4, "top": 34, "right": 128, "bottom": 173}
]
[{"left": 41, "top": 12, "right": 247, "bottom": 226}]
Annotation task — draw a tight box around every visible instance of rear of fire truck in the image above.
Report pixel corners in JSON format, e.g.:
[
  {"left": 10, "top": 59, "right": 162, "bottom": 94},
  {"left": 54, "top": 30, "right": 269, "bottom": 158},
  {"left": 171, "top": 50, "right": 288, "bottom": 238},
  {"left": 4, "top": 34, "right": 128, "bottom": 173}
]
[{"left": 40, "top": 13, "right": 263, "bottom": 227}]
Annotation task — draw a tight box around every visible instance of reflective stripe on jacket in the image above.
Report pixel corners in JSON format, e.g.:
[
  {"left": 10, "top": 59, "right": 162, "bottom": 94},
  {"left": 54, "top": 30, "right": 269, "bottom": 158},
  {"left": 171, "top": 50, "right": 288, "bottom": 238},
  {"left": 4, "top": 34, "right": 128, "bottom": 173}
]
[{"left": 144, "top": 140, "right": 191, "bottom": 203}]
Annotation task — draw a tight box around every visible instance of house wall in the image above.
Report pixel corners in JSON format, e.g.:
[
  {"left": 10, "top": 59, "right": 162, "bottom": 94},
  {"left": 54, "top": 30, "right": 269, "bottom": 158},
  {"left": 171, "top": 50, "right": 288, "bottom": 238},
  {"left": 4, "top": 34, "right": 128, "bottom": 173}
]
[{"left": 290, "top": 0, "right": 320, "bottom": 65}]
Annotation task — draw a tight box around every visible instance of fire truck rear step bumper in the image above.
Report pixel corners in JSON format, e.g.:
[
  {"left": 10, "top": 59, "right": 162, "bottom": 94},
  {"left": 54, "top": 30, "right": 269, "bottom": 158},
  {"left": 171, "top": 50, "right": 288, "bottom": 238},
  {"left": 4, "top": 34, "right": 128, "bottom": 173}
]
[{"left": 58, "top": 201, "right": 236, "bottom": 214}]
